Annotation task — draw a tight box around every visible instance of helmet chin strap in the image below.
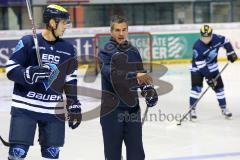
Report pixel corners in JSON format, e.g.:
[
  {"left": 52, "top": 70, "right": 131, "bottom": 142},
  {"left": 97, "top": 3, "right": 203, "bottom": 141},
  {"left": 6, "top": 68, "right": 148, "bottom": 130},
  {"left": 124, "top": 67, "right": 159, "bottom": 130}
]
[{"left": 50, "top": 22, "right": 59, "bottom": 40}]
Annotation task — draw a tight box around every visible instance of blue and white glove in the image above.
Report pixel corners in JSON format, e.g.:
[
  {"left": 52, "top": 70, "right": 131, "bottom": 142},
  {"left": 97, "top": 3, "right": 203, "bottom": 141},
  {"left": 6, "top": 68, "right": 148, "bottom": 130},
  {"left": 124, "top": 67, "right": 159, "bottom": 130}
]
[
  {"left": 24, "top": 65, "right": 51, "bottom": 84},
  {"left": 67, "top": 100, "right": 82, "bottom": 129},
  {"left": 141, "top": 85, "right": 158, "bottom": 107}
]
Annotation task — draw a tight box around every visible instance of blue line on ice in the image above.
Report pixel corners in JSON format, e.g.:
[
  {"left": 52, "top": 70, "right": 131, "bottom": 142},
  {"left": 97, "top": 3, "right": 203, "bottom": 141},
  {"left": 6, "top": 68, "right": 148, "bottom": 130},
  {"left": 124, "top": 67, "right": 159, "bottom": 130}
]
[{"left": 154, "top": 152, "right": 240, "bottom": 160}]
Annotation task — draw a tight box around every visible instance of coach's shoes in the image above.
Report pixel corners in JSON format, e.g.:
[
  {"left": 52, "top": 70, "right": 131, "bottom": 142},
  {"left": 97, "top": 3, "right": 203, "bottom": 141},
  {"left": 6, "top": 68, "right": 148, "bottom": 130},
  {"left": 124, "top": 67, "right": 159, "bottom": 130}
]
[
  {"left": 190, "top": 109, "right": 197, "bottom": 120},
  {"left": 221, "top": 108, "right": 232, "bottom": 118}
]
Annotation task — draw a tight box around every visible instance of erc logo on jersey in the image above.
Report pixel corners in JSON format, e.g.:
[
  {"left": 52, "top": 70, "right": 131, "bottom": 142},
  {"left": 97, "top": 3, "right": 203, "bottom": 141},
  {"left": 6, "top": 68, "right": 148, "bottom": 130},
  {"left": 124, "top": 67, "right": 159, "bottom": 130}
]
[{"left": 42, "top": 53, "right": 60, "bottom": 64}]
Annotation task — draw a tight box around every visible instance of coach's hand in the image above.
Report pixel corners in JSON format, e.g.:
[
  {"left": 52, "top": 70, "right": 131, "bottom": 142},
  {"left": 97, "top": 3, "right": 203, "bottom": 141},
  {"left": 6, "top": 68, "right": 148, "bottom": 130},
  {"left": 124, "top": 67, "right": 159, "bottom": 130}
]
[{"left": 137, "top": 73, "right": 153, "bottom": 85}]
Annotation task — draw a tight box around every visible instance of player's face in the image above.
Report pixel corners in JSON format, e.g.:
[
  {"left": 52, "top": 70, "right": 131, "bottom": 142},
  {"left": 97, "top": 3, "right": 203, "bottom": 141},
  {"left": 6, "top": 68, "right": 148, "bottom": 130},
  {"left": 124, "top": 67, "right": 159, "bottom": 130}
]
[
  {"left": 111, "top": 22, "right": 128, "bottom": 44},
  {"left": 201, "top": 35, "right": 212, "bottom": 45},
  {"left": 55, "top": 20, "right": 68, "bottom": 37}
]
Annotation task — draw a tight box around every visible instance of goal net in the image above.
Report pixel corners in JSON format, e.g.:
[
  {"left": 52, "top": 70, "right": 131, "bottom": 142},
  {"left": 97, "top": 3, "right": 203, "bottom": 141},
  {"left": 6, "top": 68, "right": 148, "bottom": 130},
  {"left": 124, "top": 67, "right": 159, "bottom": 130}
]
[{"left": 94, "top": 32, "right": 152, "bottom": 75}]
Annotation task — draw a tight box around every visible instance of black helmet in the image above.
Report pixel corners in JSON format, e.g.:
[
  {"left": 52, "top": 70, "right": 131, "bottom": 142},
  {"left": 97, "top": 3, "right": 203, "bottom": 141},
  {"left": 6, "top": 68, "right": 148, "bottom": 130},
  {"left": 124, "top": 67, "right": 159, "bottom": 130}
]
[
  {"left": 200, "top": 25, "right": 213, "bottom": 37},
  {"left": 43, "top": 4, "right": 70, "bottom": 24}
]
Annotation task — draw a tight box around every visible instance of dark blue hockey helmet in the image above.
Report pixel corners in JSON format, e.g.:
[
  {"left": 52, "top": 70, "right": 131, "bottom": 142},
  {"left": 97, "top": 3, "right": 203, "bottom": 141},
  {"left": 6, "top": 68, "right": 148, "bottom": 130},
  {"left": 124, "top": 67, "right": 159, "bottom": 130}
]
[{"left": 43, "top": 4, "right": 70, "bottom": 24}]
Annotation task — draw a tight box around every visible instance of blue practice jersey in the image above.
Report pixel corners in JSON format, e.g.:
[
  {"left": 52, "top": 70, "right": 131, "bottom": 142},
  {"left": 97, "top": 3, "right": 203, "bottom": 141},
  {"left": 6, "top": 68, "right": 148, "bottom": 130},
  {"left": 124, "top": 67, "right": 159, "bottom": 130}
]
[
  {"left": 99, "top": 38, "right": 144, "bottom": 108},
  {"left": 5, "top": 33, "right": 78, "bottom": 115},
  {"left": 191, "top": 34, "right": 234, "bottom": 78}
]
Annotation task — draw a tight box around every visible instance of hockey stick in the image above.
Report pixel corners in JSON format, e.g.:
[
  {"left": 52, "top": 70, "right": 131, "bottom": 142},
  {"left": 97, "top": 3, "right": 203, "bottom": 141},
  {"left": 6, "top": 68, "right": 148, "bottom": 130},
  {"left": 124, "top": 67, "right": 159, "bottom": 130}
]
[
  {"left": 25, "top": 0, "right": 42, "bottom": 66},
  {"left": 0, "top": 0, "right": 42, "bottom": 148},
  {"left": 0, "top": 136, "right": 10, "bottom": 147},
  {"left": 177, "top": 62, "right": 230, "bottom": 126},
  {"left": 141, "top": 106, "right": 149, "bottom": 126},
  {"left": 26, "top": 0, "right": 60, "bottom": 90}
]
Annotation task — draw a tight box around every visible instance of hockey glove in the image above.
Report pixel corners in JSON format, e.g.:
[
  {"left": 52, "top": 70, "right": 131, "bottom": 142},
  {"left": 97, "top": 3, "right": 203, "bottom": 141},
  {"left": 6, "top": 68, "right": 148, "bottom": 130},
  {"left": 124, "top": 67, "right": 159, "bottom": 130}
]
[
  {"left": 227, "top": 51, "right": 238, "bottom": 63},
  {"left": 67, "top": 100, "right": 82, "bottom": 129},
  {"left": 24, "top": 65, "right": 51, "bottom": 84},
  {"left": 206, "top": 78, "right": 217, "bottom": 89},
  {"left": 141, "top": 85, "right": 158, "bottom": 107}
]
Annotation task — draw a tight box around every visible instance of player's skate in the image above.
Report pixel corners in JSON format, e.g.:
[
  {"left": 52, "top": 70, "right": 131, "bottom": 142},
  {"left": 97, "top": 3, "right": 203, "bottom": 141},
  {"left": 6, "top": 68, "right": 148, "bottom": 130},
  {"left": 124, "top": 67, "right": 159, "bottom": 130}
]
[
  {"left": 190, "top": 109, "right": 197, "bottom": 120},
  {"left": 221, "top": 108, "right": 232, "bottom": 118}
]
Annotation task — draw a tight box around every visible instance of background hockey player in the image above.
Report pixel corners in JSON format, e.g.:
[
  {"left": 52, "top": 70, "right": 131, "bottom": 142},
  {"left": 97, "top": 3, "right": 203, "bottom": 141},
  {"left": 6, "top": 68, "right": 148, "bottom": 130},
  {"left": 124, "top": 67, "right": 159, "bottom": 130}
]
[
  {"left": 98, "top": 15, "right": 158, "bottom": 160},
  {"left": 5, "top": 4, "right": 82, "bottom": 160},
  {"left": 190, "top": 24, "right": 238, "bottom": 119}
]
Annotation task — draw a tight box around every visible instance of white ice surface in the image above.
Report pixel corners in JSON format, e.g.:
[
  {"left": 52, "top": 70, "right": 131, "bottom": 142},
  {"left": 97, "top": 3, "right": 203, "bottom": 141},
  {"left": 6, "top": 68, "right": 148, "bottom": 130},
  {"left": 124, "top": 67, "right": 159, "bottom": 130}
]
[{"left": 0, "top": 62, "right": 240, "bottom": 160}]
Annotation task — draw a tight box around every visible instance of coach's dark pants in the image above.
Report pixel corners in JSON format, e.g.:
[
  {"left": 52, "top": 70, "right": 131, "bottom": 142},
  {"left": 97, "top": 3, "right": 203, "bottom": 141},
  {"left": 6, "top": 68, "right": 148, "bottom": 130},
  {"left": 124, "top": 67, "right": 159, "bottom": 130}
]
[{"left": 100, "top": 106, "right": 145, "bottom": 160}]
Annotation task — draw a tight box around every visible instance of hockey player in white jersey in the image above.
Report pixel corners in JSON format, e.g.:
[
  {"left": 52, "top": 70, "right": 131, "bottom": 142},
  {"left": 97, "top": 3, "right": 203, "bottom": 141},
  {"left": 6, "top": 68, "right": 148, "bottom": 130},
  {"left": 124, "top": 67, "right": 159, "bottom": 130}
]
[
  {"left": 190, "top": 25, "right": 238, "bottom": 119},
  {"left": 5, "top": 4, "right": 82, "bottom": 160}
]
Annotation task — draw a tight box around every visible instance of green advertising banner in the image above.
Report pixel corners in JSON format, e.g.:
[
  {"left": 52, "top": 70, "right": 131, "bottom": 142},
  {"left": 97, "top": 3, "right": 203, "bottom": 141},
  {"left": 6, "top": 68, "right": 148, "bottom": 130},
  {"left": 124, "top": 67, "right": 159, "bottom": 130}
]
[
  {"left": 152, "top": 33, "right": 199, "bottom": 61},
  {"left": 96, "top": 33, "right": 152, "bottom": 71},
  {"left": 96, "top": 33, "right": 199, "bottom": 62}
]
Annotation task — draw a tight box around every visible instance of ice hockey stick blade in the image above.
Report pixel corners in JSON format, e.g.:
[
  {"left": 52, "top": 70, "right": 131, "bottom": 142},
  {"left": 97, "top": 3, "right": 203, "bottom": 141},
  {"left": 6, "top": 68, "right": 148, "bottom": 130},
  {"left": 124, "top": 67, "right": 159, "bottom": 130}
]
[{"left": 0, "top": 136, "right": 10, "bottom": 147}]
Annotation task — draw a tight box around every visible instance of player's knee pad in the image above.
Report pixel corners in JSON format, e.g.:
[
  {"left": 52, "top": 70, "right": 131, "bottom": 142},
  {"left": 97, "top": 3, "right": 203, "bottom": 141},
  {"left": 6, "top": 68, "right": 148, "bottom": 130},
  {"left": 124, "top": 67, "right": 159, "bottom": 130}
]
[
  {"left": 41, "top": 146, "right": 60, "bottom": 159},
  {"left": 190, "top": 86, "right": 202, "bottom": 98},
  {"left": 215, "top": 88, "right": 225, "bottom": 99},
  {"left": 215, "top": 87, "right": 224, "bottom": 93},
  {"left": 215, "top": 88, "right": 224, "bottom": 98},
  {"left": 8, "top": 144, "right": 29, "bottom": 160},
  {"left": 192, "top": 86, "right": 202, "bottom": 92}
]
